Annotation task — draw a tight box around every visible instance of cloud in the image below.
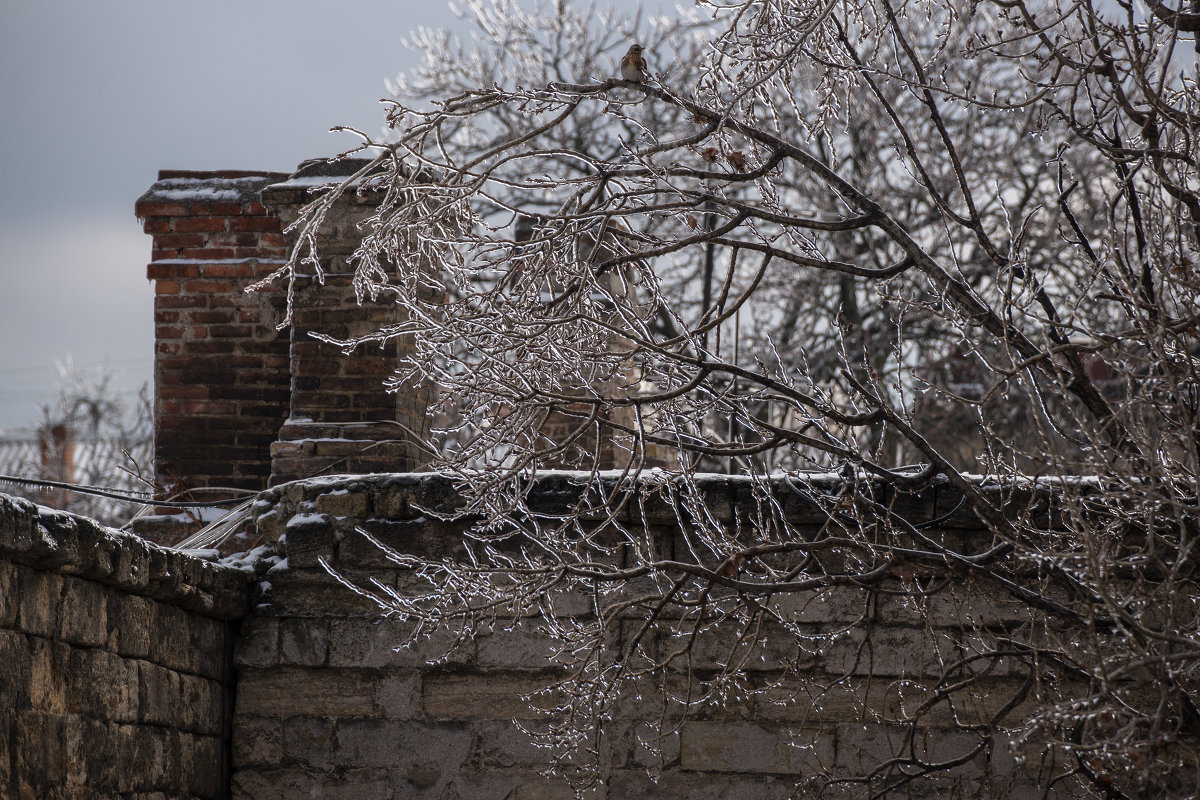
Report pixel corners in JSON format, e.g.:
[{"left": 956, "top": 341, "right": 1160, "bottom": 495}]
[{"left": 0, "top": 216, "right": 153, "bottom": 428}]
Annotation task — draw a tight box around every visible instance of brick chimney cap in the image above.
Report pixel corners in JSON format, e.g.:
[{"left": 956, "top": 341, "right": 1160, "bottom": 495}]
[{"left": 136, "top": 173, "right": 288, "bottom": 213}]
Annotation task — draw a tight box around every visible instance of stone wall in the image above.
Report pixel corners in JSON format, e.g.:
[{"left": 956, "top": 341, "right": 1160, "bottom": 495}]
[
  {"left": 3, "top": 473, "right": 1128, "bottom": 797},
  {"left": 0, "top": 492, "right": 252, "bottom": 799},
  {"left": 230, "top": 473, "right": 1056, "bottom": 799}
]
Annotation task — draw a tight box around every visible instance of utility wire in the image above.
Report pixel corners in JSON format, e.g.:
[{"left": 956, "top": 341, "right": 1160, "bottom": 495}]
[{"left": 0, "top": 474, "right": 258, "bottom": 508}]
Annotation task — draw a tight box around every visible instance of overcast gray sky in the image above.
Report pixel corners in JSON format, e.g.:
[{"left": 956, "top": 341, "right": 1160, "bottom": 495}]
[{"left": 0, "top": 0, "right": 646, "bottom": 430}]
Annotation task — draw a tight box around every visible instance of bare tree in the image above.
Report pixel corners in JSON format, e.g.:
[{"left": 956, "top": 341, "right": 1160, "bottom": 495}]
[
  {"left": 5, "top": 363, "right": 153, "bottom": 525},
  {"left": 260, "top": 0, "right": 1200, "bottom": 795}
]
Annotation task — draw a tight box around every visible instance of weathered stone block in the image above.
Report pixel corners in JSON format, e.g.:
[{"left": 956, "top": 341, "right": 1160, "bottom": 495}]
[
  {"left": 468, "top": 719, "right": 552, "bottom": 769},
  {"left": 150, "top": 603, "right": 226, "bottom": 677},
  {"left": 239, "top": 766, "right": 396, "bottom": 800},
  {"left": 254, "top": 508, "right": 286, "bottom": 543},
  {"left": 932, "top": 483, "right": 984, "bottom": 528},
  {"left": 504, "top": 777, "right": 599, "bottom": 800},
  {"left": 68, "top": 648, "right": 138, "bottom": 723},
  {"left": 833, "top": 722, "right": 986, "bottom": 779},
  {"left": 283, "top": 513, "right": 336, "bottom": 569},
  {"left": 823, "top": 625, "right": 957, "bottom": 678},
  {"left": 190, "top": 613, "right": 229, "bottom": 679},
  {"left": 26, "top": 636, "right": 71, "bottom": 714},
  {"left": 0, "top": 559, "right": 16, "bottom": 626},
  {"left": 145, "top": 546, "right": 182, "bottom": 603},
  {"left": 15, "top": 710, "right": 67, "bottom": 789},
  {"left": 958, "top": 629, "right": 1021, "bottom": 677},
  {"left": 231, "top": 766, "right": 329, "bottom": 800},
  {"left": 262, "top": 568, "right": 388, "bottom": 617},
  {"left": 328, "top": 617, "right": 470, "bottom": 669},
  {"left": 283, "top": 716, "right": 335, "bottom": 770},
  {"left": 474, "top": 624, "right": 560, "bottom": 670},
  {"left": 753, "top": 676, "right": 876, "bottom": 726},
  {"left": 29, "top": 508, "right": 81, "bottom": 568},
  {"left": 315, "top": 489, "right": 371, "bottom": 518},
  {"left": 373, "top": 483, "right": 421, "bottom": 519},
  {"left": 96, "top": 720, "right": 160, "bottom": 793},
  {"left": 338, "top": 518, "right": 468, "bottom": 567},
  {"left": 423, "top": 673, "right": 554, "bottom": 721},
  {"left": 279, "top": 617, "right": 329, "bottom": 666},
  {"left": 180, "top": 673, "right": 222, "bottom": 735},
  {"left": 676, "top": 619, "right": 821, "bottom": 674},
  {"left": 70, "top": 516, "right": 118, "bottom": 582},
  {"left": 614, "top": 720, "right": 681, "bottom": 771},
  {"left": 63, "top": 714, "right": 87, "bottom": 786},
  {"left": 175, "top": 734, "right": 219, "bottom": 800},
  {"left": 158, "top": 726, "right": 184, "bottom": 791},
  {"left": 111, "top": 531, "right": 155, "bottom": 595},
  {"left": 767, "top": 587, "right": 871, "bottom": 625},
  {"left": 16, "top": 565, "right": 61, "bottom": 638},
  {"left": 187, "top": 734, "right": 225, "bottom": 799},
  {"left": 58, "top": 574, "right": 107, "bottom": 647},
  {"left": 138, "top": 660, "right": 181, "bottom": 727},
  {"left": 0, "top": 494, "right": 40, "bottom": 559},
  {"left": 233, "top": 716, "right": 283, "bottom": 768},
  {"left": 679, "top": 721, "right": 835, "bottom": 775},
  {"left": 236, "top": 667, "right": 375, "bottom": 717},
  {"left": 373, "top": 673, "right": 416, "bottom": 719},
  {"left": 125, "top": 722, "right": 168, "bottom": 792},
  {"left": 234, "top": 615, "right": 278, "bottom": 668},
  {"left": 606, "top": 769, "right": 801, "bottom": 799},
  {"left": 876, "top": 582, "right": 1055, "bottom": 629},
  {"left": 337, "top": 719, "right": 472, "bottom": 771},
  {"left": 753, "top": 674, "right": 1024, "bottom": 731},
  {"left": 775, "top": 482, "right": 842, "bottom": 526},
  {"left": 106, "top": 594, "right": 151, "bottom": 662},
  {"left": 65, "top": 715, "right": 111, "bottom": 789},
  {"left": 0, "top": 630, "right": 32, "bottom": 710},
  {"left": 149, "top": 603, "right": 195, "bottom": 673},
  {"left": 0, "top": 710, "right": 10, "bottom": 794}
]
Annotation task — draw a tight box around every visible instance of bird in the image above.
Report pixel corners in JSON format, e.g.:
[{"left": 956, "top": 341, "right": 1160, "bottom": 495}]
[
  {"left": 513, "top": 213, "right": 537, "bottom": 244},
  {"left": 620, "top": 44, "right": 648, "bottom": 83}
]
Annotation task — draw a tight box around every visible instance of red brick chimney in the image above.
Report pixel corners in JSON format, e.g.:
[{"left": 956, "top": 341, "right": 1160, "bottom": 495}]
[
  {"left": 136, "top": 171, "right": 292, "bottom": 499},
  {"left": 136, "top": 161, "right": 431, "bottom": 524}
]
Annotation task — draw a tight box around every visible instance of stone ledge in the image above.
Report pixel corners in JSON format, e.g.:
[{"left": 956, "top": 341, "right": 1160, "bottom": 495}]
[
  {"left": 0, "top": 492, "right": 252, "bottom": 620},
  {"left": 260, "top": 157, "right": 386, "bottom": 210},
  {"left": 253, "top": 470, "right": 1009, "bottom": 532}
]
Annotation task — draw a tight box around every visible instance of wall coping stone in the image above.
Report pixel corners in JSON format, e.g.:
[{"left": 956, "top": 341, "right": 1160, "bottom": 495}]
[
  {"left": 253, "top": 469, "right": 1071, "bottom": 531},
  {"left": 0, "top": 491, "right": 252, "bottom": 620},
  {"left": 259, "top": 157, "right": 386, "bottom": 207}
]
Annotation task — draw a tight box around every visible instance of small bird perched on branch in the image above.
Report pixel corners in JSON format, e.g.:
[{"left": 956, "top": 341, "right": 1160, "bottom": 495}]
[{"left": 620, "top": 43, "right": 648, "bottom": 82}]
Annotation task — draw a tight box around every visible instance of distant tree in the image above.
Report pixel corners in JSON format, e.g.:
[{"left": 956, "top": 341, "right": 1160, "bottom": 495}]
[
  {"left": 8, "top": 363, "right": 152, "bottom": 526},
  {"left": 261, "top": 0, "right": 1200, "bottom": 794}
]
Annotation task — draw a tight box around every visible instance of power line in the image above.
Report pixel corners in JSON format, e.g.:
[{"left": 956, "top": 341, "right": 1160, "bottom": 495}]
[{"left": 0, "top": 474, "right": 258, "bottom": 508}]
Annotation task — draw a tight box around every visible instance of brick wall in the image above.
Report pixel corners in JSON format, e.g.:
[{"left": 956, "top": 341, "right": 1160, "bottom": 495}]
[
  {"left": 259, "top": 160, "right": 431, "bottom": 485},
  {"left": 0, "top": 492, "right": 251, "bottom": 799},
  {"left": 136, "top": 171, "right": 291, "bottom": 495}
]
